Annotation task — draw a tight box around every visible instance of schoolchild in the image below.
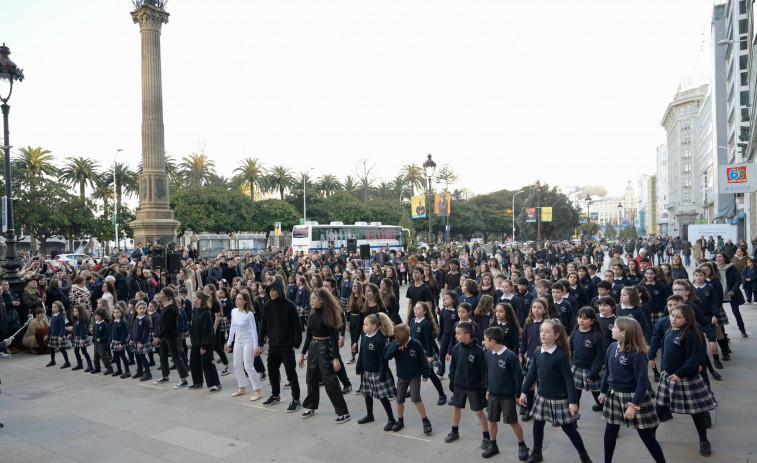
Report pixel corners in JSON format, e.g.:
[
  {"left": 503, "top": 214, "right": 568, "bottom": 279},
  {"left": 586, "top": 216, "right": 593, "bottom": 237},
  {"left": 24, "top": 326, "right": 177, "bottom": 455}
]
[
  {"left": 577, "top": 266, "right": 597, "bottom": 302},
  {"left": 567, "top": 272, "right": 590, "bottom": 308},
  {"left": 742, "top": 258, "right": 757, "bottom": 303},
  {"left": 692, "top": 269, "right": 724, "bottom": 369},
  {"left": 610, "top": 265, "right": 627, "bottom": 303},
  {"left": 473, "top": 295, "right": 495, "bottom": 333},
  {"left": 356, "top": 313, "right": 397, "bottom": 430},
  {"left": 569, "top": 307, "right": 604, "bottom": 412},
  {"left": 110, "top": 305, "right": 132, "bottom": 378},
  {"left": 287, "top": 274, "right": 298, "bottom": 302},
  {"left": 226, "top": 290, "right": 262, "bottom": 400},
  {"left": 497, "top": 279, "right": 524, "bottom": 326},
  {"left": 552, "top": 282, "right": 575, "bottom": 333},
  {"left": 481, "top": 326, "right": 528, "bottom": 460},
  {"left": 445, "top": 322, "right": 490, "bottom": 451},
  {"left": 410, "top": 301, "right": 448, "bottom": 406},
  {"left": 519, "top": 319, "right": 592, "bottom": 463},
  {"left": 591, "top": 281, "right": 612, "bottom": 309},
  {"left": 595, "top": 296, "right": 618, "bottom": 356},
  {"left": 515, "top": 278, "right": 535, "bottom": 318},
  {"left": 652, "top": 304, "right": 717, "bottom": 457},
  {"left": 91, "top": 307, "right": 114, "bottom": 375},
  {"left": 447, "top": 303, "right": 482, "bottom": 358},
  {"left": 45, "top": 301, "right": 71, "bottom": 368},
  {"left": 187, "top": 291, "right": 221, "bottom": 391},
  {"left": 640, "top": 267, "right": 670, "bottom": 326},
  {"left": 437, "top": 291, "right": 459, "bottom": 377},
  {"left": 518, "top": 297, "right": 548, "bottom": 420},
  {"left": 69, "top": 304, "right": 93, "bottom": 372},
  {"left": 147, "top": 300, "right": 161, "bottom": 367},
  {"left": 294, "top": 275, "right": 311, "bottom": 331},
  {"left": 700, "top": 262, "right": 732, "bottom": 362},
  {"left": 384, "top": 323, "right": 433, "bottom": 434},
  {"left": 347, "top": 280, "right": 365, "bottom": 364},
  {"left": 599, "top": 317, "right": 665, "bottom": 463},
  {"left": 617, "top": 287, "right": 650, "bottom": 341},
  {"left": 491, "top": 302, "right": 521, "bottom": 353},
  {"left": 129, "top": 301, "right": 154, "bottom": 381}
]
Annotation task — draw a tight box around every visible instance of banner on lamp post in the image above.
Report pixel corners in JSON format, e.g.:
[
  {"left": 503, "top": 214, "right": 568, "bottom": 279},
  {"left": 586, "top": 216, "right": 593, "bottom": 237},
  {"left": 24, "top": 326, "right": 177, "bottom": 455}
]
[
  {"left": 411, "top": 195, "right": 427, "bottom": 218},
  {"left": 434, "top": 193, "right": 450, "bottom": 216},
  {"left": 541, "top": 207, "right": 552, "bottom": 222},
  {"left": 525, "top": 208, "right": 536, "bottom": 223}
]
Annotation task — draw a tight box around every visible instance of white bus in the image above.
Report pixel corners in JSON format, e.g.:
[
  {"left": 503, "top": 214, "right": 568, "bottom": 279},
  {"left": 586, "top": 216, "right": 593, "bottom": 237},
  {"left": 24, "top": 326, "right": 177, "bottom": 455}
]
[{"left": 291, "top": 222, "right": 409, "bottom": 254}]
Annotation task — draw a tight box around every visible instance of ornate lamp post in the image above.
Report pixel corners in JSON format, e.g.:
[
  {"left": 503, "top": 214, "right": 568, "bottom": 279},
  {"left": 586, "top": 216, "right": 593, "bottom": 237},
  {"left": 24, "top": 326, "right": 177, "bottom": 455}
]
[
  {"left": 584, "top": 194, "right": 593, "bottom": 241},
  {"left": 423, "top": 153, "right": 436, "bottom": 245},
  {"left": 0, "top": 43, "right": 25, "bottom": 295}
]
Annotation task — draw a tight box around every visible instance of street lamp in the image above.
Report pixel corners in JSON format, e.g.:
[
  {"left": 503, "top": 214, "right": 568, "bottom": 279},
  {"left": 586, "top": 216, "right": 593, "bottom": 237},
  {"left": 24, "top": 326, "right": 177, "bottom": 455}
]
[
  {"left": 535, "top": 180, "right": 542, "bottom": 246},
  {"left": 114, "top": 149, "right": 123, "bottom": 252},
  {"left": 584, "top": 194, "right": 593, "bottom": 241},
  {"left": 1, "top": 43, "right": 25, "bottom": 295},
  {"left": 423, "top": 153, "right": 436, "bottom": 245},
  {"left": 617, "top": 202, "right": 623, "bottom": 239},
  {"left": 303, "top": 167, "right": 314, "bottom": 223},
  {"left": 512, "top": 185, "right": 528, "bottom": 244}
]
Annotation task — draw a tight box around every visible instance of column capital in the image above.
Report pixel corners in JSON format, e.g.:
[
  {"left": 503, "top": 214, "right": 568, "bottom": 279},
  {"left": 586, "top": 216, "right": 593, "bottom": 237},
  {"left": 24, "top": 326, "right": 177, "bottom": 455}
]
[{"left": 131, "top": 3, "right": 169, "bottom": 32}]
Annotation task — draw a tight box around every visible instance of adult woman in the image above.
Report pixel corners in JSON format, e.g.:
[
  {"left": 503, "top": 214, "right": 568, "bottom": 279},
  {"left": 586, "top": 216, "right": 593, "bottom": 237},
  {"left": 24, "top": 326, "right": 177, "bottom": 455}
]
[
  {"left": 181, "top": 267, "right": 195, "bottom": 302},
  {"left": 101, "top": 281, "right": 116, "bottom": 315},
  {"left": 715, "top": 252, "right": 748, "bottom": 338},
  {"left": 68, "top": 276, "right": 90, "bottom": 310},
  {"left": 22, "top": 307, "right": 49, "bottom": 354},
  {"left": 226, "top": 291, "right": 263, "bottom": 400},
  {"left": 298, "top": 288, "right": 350, "bottom": 423},
  {"left": 45, "top": 279, "right": 68, "bottom": 319},
  {"left": 129, "top": 267, "right": 148, "bottom": 299},
  {"left": 383, "top": 264, "right": 400, "bottom": 303},
  {"left": 732, "top": 247, "right": 749, "bottom": 281},
  {"left": 188, "top": 291, "right": 222, "bottom": 391}
]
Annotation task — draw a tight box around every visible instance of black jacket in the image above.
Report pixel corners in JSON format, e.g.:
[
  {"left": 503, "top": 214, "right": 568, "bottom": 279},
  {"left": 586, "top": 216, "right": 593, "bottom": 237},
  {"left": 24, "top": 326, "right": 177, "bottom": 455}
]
[
  {"left": 191, "top": 308, "right": 215, "bottom": 350},
  {"left": 259, "top": 280, "right": 302, "bottom": 350}
]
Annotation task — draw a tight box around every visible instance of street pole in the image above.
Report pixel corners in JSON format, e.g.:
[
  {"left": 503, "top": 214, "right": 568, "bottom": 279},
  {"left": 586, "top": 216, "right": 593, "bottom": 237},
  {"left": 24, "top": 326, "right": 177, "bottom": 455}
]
[
  {"left": 422, "top": 154, "right": 436, "bottom": 246},
  {"left": 114, "top": 149, "right": 122, "bottom": 252},
  {"left": 512, "top": 187, "right": 525, "bottom": 244},
  {"left": 303, "top": 167, "right": 313, "bottom": 224},
  {"left": 427, "top": 176, "right": 433, "bottom": 241}
]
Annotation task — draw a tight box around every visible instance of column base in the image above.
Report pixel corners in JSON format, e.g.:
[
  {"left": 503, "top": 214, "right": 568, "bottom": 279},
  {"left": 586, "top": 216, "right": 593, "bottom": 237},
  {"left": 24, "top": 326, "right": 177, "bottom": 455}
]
[{"left": 130, "top": 213, "right": 179, "bottom": 246}]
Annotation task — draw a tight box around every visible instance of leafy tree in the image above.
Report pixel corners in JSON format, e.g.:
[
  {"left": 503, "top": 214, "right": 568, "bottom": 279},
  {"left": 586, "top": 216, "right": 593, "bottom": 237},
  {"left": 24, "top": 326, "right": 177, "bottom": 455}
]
[
  {"left": 317, "top": 174, "right": 342, "bottom": 197},
  {"left": 249, "top": 199, "right": 300, "bottom": 239},
  {"left": 365, "top": 199, "right": 403, "bottom": 226},
  {"left": 233, "top": 157, "right": 267, "bottom": 200},
  {"left": 179, "top": 152, "right": 216, "bottom": 188},
  {"left": 435, "top": 163, "right": 459, "bottom": 193},
  {"left": 401, "top": 163, "right": 424, "bottom": 196},
  {"left": 110, "top": 162, "right": 138, "bottom": 215},
  {"left": 516, "top": 183, "right": 579, "bottom": 243},
  {"left": 390, "top": 174, "right": 411, "bottom": 203},
  {"left": 343, "top": 175, "right": 359, "bottom": 199},
  {"left": 354, "top": 159, "right": 376, "bottom": 202},
  {"left": 171, "top": 187, "right": 253, "bottom": 235},
  {"left": 13, "top": 146, "right": 58, "bottom": 190},
  {"left": 60, "top": 156, "right": 100, "bottom": 201},
  {"left": 470, "top": 191, "right": 511, "bottom": 242},
  {"left": 268, "top": 165, "right": 295, "bottom": 200},
  {"left": 308, "top": 191, "right": 367, "bottom": 224}
]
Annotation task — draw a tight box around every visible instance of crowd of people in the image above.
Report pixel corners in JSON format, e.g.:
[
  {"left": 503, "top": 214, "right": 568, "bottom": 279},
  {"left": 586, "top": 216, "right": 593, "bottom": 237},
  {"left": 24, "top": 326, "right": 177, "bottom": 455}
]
[{"left": 0, "top": 235, "right": 751, "bottom": 462}]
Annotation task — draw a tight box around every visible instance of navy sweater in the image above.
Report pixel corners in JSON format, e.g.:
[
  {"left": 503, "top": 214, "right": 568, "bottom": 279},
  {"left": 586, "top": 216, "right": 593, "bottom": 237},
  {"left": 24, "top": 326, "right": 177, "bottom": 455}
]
[
  {"left": 693, "top": 283, "right": 718, "bottom": 317},
  {"left": 662, "top": 329, "right": 702, "bottom": 379},
  {"left": 493, "top": 322, "right": 519, "bottom": 352},
  {"left": 449, "top": 339, "right": 485, "bottom": 390},
  {"left": 569, "top": 329, "right": 605, "bottom": 380},
  {"left": 49, "top": 313, "right": 67, "bottom": 338},
  {"left": 131, "top": 315, "right": 150, "bottom": 345},
  {"left": 522, "top": 347, "right": 577, "bottom": 402},
  {"left": 409, "top": 317, "right": 436, "bottom": 358},
  {"left": 72, "top": 319, "right": 88, "bottom": 339},
  {"left": 437, "top": 308, "right": 458, "bottom": 338},
  {"left": 483, "top": 347, "right": 523, "bottom": 399},
  {"left": 356, "top": 333, "right": 389, "bottom": 380},
  {"left": 640, "top": 281, "right": 669, "bottom": 314},
  {"left": 554, "top": 299, "right": 575, "bottom": 333},
  {"left": 111, "top": 319, "right": 130, "bottom": 344},
  {"left": 617, "top": 305, "right": 650, "bottom": 340},
  {"left": 600, "top": 342, "right": 649, "bottom": 405},
  {"left": 498, "top": 294, "right": 524, "bottom": 327},
  {"left": 519, "top": 320, "right": 543, "bottom": 357},
  {"left": 384, "top": 337, "right": 431, "bottom": 379},
  {"left": 93, "top": 320, "right": 111, "bottom": 344},
  {"left": 647, "top": 316, "right": 669, "bottom": 361}
]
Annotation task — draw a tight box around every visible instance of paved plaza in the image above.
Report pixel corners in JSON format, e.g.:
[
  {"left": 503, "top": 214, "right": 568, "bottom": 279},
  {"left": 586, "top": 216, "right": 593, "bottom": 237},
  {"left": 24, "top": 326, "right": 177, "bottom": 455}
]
[{"left": 1, "top": 294, "right": 756, "bottom": 463}]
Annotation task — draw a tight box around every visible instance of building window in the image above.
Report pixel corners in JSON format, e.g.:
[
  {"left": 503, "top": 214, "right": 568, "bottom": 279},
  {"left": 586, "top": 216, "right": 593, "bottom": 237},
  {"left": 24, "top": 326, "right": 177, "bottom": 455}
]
[
  {"left": 742, "top": 72, "right": 749, "bottom": 86},
  {"left": 682, "top": 149, "right": 690, "bottom": 159},
  {"left": 682, "top": 135, "right": 691, "bottom": 144},
  {"left": 683, "top": 163, "right": 691, "bottom": 173},
  {"left": 740, "top": 54, "right": 748, "bottom": 70},
  {"left": 740, "top": 0, "right": 746, "bottom": 14},
  {"left": 741, "top": 90, "right": 750, "bottom": 106},
  {"left": 683, "top": 193, "right": 691, "bottom": 202}
]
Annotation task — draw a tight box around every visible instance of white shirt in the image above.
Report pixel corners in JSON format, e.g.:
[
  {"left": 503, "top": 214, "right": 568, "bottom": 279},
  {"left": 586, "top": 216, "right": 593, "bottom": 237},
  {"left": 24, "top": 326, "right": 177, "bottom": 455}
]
[
  {"left": 541, "top": 344, "right": 557, "bottom": 354},
  {"left": 227, "top": 309, "right": 258, "bottom": 347}
]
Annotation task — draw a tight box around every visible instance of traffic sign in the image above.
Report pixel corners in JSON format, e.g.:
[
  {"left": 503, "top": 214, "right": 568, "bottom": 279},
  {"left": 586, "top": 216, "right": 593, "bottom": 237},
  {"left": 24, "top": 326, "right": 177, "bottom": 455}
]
[{"left": 275, "top": 222, "right": 281, "bottom": 235}]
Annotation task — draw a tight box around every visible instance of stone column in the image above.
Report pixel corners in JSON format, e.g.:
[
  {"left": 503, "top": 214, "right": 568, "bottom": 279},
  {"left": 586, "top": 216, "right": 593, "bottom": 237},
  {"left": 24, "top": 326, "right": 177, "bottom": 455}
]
[{"left": 130, "top": 1, "right": 179, "bottom": 245}]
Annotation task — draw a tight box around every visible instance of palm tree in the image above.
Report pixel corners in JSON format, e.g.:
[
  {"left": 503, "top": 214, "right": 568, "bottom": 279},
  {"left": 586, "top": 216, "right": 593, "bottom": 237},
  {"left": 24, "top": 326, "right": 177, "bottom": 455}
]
[
  {"left": 108, "top": 162, "right": 138, "bottom": 216},
  {"left": 343, "top": 175, "right": 358, "bottom": 199},
  {"left": 60, "top": 156, "right": 100, "bottom": 201},
  {"left": 13, "top": 146, "right": 58, "bottom": 189},
  {"left": 267, "top": 165, "right": 295, "bottom": 200},
  {"left": 179, "top": 152, "right": 216, "bottom": 188},
  {"left": 318, "top": 174, "right": 342, "bottom": 197},
  {"left": 93, "top": 173, "right": 115, "bottom": 218},
  {"left": 375, "top": 182, "right": 393, "bottom": 200},
  {"left": 390, "top": 174, "right": 411, "bottom": 203},
  {"left": 358, "top": 175, "right": 376, "bottom": 202},
  {"left": 401, "top": 163, "right": 425, "bottom": 195},
  {"left": 233, "top": 157, "right": 266, "bottom": 200}
]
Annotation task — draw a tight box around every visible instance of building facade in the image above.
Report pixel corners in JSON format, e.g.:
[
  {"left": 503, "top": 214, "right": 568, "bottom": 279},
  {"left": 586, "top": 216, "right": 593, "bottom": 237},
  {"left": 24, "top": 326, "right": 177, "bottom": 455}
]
[{"left": 656, "top": 144, "right": 669, "bottom": 235}]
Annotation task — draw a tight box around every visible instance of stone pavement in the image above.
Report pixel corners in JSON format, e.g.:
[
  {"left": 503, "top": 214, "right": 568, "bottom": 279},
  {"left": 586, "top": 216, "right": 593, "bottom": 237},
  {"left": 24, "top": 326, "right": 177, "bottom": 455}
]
[{"left": 1, "top": 296, "right": 756, "bottom": 462}]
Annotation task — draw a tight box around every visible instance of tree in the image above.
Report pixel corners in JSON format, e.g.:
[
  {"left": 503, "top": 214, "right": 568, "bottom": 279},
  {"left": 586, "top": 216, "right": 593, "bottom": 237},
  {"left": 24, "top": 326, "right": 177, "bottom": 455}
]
[
  {"left": 317, "top": 174, "right": 342, "bottom": 197},
  {"left": 110, "top": 162, "right": 138, "bottom": 217},
  {"left": 343, "top": 175, "right": 359, "bottom": 199},
  {"left": 401, "top": 163, "right": 424, "bottom": 196},
  {"left": 13, "top": 146, "right": 58, "bottom": 190},
  {"left": 390, "top": 174, "right": 411, "bottom": 203},
  {"left": 233, "top": 157, "right": 267, "bottom": 200},
  {"left": 249, "top": 199, "right": 300, "bottom": 240},
  {"left": 179, "top": 152, "right": 216, "bottom": 188},
  {"left": 516, "top": 183, "right": 579, "bottom": 242},
  {"left": 435, "top": 163, "right": 459, "bottom": 193},
  {"left": 308, "top": 192, "right": 367, "bottom": 224},
  {"left": 60, "top": 156, "right": 100, "bottom": 201},
  {"left": 355, "top": 159, "right": 376, "bottom": 202},
  {"left": 93, "top": 173, "right": 115, "bottom": 220},
  {"left": 171, "top": 187, "right": 254, "bottom": 235},
  {"left": 267, "top": 165, "right": 295, "bottom": 200}
]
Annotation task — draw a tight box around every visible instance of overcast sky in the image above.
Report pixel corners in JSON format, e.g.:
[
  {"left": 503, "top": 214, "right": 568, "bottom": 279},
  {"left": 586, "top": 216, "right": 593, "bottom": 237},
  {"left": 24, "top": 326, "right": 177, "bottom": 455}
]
[{"left": 3, "top": 0, "right": 714, "bottom": 199}]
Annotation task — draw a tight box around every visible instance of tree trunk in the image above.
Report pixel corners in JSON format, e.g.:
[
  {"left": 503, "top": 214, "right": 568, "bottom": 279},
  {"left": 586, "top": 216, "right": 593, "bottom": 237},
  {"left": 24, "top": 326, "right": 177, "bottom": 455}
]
[{"left": 80, "top": 182, "right": 85, "bottom": 202}]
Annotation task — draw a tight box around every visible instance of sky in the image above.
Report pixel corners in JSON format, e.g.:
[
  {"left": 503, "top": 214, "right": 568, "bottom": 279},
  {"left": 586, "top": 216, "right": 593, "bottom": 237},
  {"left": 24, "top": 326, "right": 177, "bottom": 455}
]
[{"left": 2, "top": 0, "right": 716, "bottom": 199}]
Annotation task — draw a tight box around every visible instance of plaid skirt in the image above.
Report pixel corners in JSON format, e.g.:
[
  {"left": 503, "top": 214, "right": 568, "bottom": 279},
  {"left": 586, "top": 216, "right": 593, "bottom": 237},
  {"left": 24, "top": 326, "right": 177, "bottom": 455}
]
[
  {"left": 655, "top": 373, "right": 717, "bottom": 415},
  {"left": 131, "top": 340, "right": 154, "bottom": 355},
  {"left": 110, "top": 340, "right": 125, "bottom": 352},
  {"left": 602, "top": 389, "right": 659, "bottom": 429},
  {"left": 571, "top": 365, "right": 601, "bottom": 392},
  {"left": 521, "top": 355, "right": 533, "bottom": 378},
  {"left": 73, "top": 336, "right": 92, "bottom": 348},
  {"left": 651, "top": 311, "right": 665, "bottom": 325},
  {"left": 47, "top": 335, "right": 72, "bottom": 349},
  {"left": 148, "top": 330, "right": 156, "bottom": 343},
  {"left": 219, "top": 319, "right": 230, "bottom": 333},
  {"left": 715, "top": 306, "right": 729, "bottom": 326},
  {"left": 183, "top": 330, "right": 190, "bottom": 340},
  {"left": 360, "top": 370, "right": 397, "bottom": 400},
  {"left": 527, "top": 394, "right": 580, "bottom": 425},
  {"left": 432, "top": 353, "right": 442, "bottom": 371}
]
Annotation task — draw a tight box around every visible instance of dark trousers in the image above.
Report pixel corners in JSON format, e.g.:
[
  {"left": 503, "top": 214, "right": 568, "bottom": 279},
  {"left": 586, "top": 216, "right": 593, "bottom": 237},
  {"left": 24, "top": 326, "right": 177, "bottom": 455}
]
[
  {"left": 254, "top": 354, "right": 266, "bottom": 374},
  {"left": 267, "top": 348, "right": 300, "bottom": 400},
  {"left": 302, "top": 340, "right": 349, "bottom": 415},
  {"left": 113, "top": 348, "right": 130, "bottom": 373},
  {"left": 159, "top": 336, "right": 188, "bottom": 379},
  {"left": 136, "top": 353, "right": 151, "bottom": 375},
  {"left": 190, "top": 345, "right": 220, "bottom": 387},
  {"left": 729, "top": 300, "right": 746, "bottom": 331},
  {"left": 336, "top": 356, "right": 350, "bottom": 386},
  {"left": 74, "top": 346, "right": 92, "bottom": 368},
  {"left": 213, "top": 327, "right": 228, "bottom": 365},
  {"left": 93, "top": 343, "right": 112, "bottom": 371},
  {"left": 437, "top": 333, "right": 453, "bottom": 374}
]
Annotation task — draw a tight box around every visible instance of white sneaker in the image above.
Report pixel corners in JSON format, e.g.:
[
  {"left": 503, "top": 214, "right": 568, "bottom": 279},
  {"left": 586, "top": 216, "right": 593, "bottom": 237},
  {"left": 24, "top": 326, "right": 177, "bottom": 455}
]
[{"left": 0, "top": 352, "right": 11, "bottom": 359}]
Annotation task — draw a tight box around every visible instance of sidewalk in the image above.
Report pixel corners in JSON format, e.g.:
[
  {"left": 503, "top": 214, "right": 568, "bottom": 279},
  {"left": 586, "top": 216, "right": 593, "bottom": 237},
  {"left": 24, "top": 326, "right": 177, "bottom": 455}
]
[{"left": 0, "top": 299, "right": 755, "bottom": 462}]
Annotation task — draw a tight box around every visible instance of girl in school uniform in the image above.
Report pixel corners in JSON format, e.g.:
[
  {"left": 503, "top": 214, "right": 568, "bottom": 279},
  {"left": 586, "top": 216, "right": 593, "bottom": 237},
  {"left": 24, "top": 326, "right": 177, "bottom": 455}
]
[
  {"left": 347, "top": 280, "right": 365, "bottom": 364},
  {"left": 617, "top": 287, "right": 650, "bottom": 342},
  {"left": 69, "top": 304, "right": 93, "bottom": 372},
  {"left": 110, "top": 305, "right": 132, "bottom": 378},
  {"left": 518, "top": 297, "right": 548, "bottom": 420},
  {"left": 147, "top": 300, "right": 161, "bottom": 368},
  {"left": 473, "top": 295, "right": 495, "bottom": 331},
  {"left": 599, "top": 317, "right": 665, "bottom": 463},
  {"left": 652, "top": 304, "right": 717, "bottom": 457},
  {"left": 410, "top": 301, "right": 447, "bottom": 406},
  {"left": 379, "top": 278, "right": 401, "bottom": 326},
  {"left": 491, "top": 301, "right": 521, "bottom": 353},
  {"left": 356, "top": 313, "right": 397, "bottom": 430},
  {"left": 518, "top": 319, "right": 593, "bottom": 463},
  {"left": 45, "top": 301, "right": 71, "bottom": 368},
  {"left": 640, "top": 267, "right": 670, "bottom": 326},
  {"left": 436, "top": 291, "right": 459, "bottom": 377},
  {"left": 569, "top": 307, "right": 605, "bottom": 413},
  {"left": 129, "top": 301, "right": 153, "bottom": 381}
]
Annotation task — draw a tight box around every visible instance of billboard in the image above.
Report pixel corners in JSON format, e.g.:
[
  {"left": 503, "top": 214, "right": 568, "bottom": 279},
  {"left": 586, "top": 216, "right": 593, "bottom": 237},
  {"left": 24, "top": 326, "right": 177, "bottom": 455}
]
[
  {"left": 590, "top": 212, "right": 598, "bottom": 223},
  {"left": 411, "top": 195, "right": 426, "bottom": 218},
  {"left": 434, "top": 193, "right": 450, "bottom": 216},
  {"left": 525, "top": 208, "right": 536, "bottom": 222},
  {"left": 579, "top": 213, "right": 587, "bottom": 224},
  {"left": 719, "top": 163, "right": 757, "bottom": 193},
  {"left": 541, "top": 207, "right": 552, "bottom": 222}
]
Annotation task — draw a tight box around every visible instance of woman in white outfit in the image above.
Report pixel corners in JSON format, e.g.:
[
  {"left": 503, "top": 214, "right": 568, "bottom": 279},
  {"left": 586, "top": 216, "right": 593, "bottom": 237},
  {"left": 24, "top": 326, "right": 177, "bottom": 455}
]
[{"left": 225, "top": 290, "right": 263, "bottom": 401}]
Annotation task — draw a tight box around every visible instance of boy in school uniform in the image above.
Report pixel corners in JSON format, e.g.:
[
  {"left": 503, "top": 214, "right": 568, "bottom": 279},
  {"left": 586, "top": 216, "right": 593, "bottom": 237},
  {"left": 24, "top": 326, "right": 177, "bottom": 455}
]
[
  {"left": 384, "top": 323, "right": 433, "bottom": 434},
  {"left": 92, "top": 308, "right": 114, "bottom": 375},
  {"left": 445, "top": 322, "right": 490, "bottom": 449},
  {"left": 482, "top": 326, "right": 528, "bottom": 459},
  {"left": 552, "top": 283, "right": 576, "bottom": 333},
  {"left": 591, "top": 281, "right": 612, "bottom": 308}
]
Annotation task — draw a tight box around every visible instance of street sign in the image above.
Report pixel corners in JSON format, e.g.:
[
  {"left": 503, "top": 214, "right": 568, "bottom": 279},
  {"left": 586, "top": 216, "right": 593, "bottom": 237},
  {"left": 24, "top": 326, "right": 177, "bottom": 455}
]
[
  {"left": 2, "top": 196, "right": 7, "bottom": 232},
  {"left": 274, "top": 222, "right": 281, "bottom": 235}
]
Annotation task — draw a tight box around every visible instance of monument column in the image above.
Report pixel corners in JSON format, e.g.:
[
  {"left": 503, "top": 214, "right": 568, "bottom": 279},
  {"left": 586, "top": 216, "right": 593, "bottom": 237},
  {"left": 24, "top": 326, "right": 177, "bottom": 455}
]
[{"left": 130, "top": 0, "right": 179, "bottom": 245}]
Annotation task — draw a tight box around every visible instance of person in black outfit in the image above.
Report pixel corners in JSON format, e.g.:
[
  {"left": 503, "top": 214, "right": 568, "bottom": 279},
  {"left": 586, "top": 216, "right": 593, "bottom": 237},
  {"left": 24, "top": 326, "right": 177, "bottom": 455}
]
[
  {"left": 258, "top": 280, "right": 303, "bottom": 411},
  {"left": 152, "top": 288, "right": 190, "bottom": 389},
  {"left": 188, "top": 291, "right": 221, "bottom": 391}
]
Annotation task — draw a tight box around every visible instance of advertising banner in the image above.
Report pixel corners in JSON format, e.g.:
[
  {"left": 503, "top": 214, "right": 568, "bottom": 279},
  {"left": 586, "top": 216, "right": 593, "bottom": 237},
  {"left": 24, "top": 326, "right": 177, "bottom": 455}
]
[{"left": 411, "top": 195, "right": 427, "bottom": 218}]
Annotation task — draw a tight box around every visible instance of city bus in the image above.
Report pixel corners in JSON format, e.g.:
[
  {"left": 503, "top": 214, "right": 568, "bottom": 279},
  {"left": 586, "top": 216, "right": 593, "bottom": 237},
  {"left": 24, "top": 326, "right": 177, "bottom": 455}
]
[{"left": 291, "top": 222, "right": 409, "bottom": 254}]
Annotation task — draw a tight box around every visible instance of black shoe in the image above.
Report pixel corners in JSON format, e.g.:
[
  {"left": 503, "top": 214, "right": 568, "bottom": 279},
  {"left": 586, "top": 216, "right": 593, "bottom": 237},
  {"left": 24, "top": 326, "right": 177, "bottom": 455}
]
[
  {"left": 447, "top": 397, "right": 454, "bottom": 406},
  {"left": 262, "top": 396, "right": 281, "bottom": 406},
  {"left": 521, "top": 413, "right": 532, "bottom": 422},
  {"left": 383, "top": 421, "right": 396, "bottom": 431},
  {"left": 713, "top": 358, "right": 724, "bottom": 369},
  {"left": 741, "top": 329, "right": 748, "bottom": 338},
  {"left": 71, "top": 364, "right": 83, "bottom": 371},
  {"left": 711, "top": 370, "right": 723, "bottom": 381},
  {"left": 653, "top": 371, "right": 660, "bottom": 382},
  {"left": 286, "top": 400, "right": 302, "bottom": 413},
  {"left": 84, "top": 366, "right": 93, "bottom": 373},
  {"left": 658, "top": 409, "right": 673, "bottom": 422},
  {"left": 517, "top": 445, "right": 529, "bottom": 461},
  {"left": 154, "top": 377, "right": 169, "bottom": 384},
  {"left": 480, "top": 439, "right": 491, "bottom": 450},
  {"left": 132, "top": 371, "right": 144, "bottom": 379},
  {"left": 209, "top": 385, "right": 221, "bottom": 393},
  {"left": 354, "top": 387, "right": 362, "bottom": 395},
  {"left": 301, "top": 409, "right": 316, "bottom": 419},
  {"left": 283, "top": 382, "right": 291, "bottom": 389},
  {"left": 112, "top": 370, "right": 122, "bottom": 377},
  {"left": 443, "top": 431, "right": 459, "bottom": 443},
  {"left": 258, "top": 371, "right": 267, "bottom": 380},
  {"left": 423, "top": 421, "right": 432, "bottom": 434},
  {"left": 120, "top": 372, "right": 131, "bottom": 379},
  {"left": 437, "top": 395, "right": 447, "bottom": 406},
  {"left": 140, "top": 374, "right": 153, "bottom": 382},
  {"left": 591, "top": 403, "right": 603, "bottom": 412},
  {"left": 357, "top": 415, "right": 374, "bottom": 424},
  {"left": 392, "top": 420, "right": 404, "bottom": 432},
  {"left": 174, "top": 379, "right": 189, "bottom": 389},
  {"left": 187, "top": 383, "right": 203, "bottom": 389},
  {"left": 519, "top": 405, "right": 528, "bottom": 415},
  {"left": 129, "top": 360, "right": 136, "bottom": 365},
  {"left": 46, "top": 361, "right": 56, "bottom": 367},
  {"left": 482, "top": 444, "right": 500, "bottom": 459},
  {"left": 342, "top": 385, "right": 352, "bottom": 394},
  {"left": 700, "top": 440, "right": 711, "bottom": 456},
  {"left": 335, "top": 414, "right": 350, "bottom": 424},
  {"left": 60, "top": 363, "right": 71, "bottom": 369},
  {"left": 103, "top": 369, "right": 114, "bottom": 376},
  {"left": 526, "top": 448, "right": 543, "bottom": 463},
  {"left": 579, "top": 452, "right": 593, "bottom": 463},
  {"left": 91, "top": 369, "right": 101, "bottom": 374},
  {"left": 722, "top": 351, "right": 731, "bottom": 361},
  {"left": 220, "top": 366, "right": 230, "bottom": 376}
]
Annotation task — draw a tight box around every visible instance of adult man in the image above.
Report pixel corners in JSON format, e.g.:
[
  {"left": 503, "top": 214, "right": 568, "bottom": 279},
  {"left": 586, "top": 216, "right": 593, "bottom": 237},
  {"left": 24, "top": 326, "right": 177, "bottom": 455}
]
[
  {"left": 55, "top": 269, "right": 72, "bottom": 295},
  {"left": 258, "top": 280, "right": 302, "bottom": 412},
  {"left": 19, "top": 279, "right": 43, "bottom": 324},
  {"left": 681, "top": 239, "right": 692, "bottom": 266},
  {"left": 207, "top": 260, "right": 223, "bottom": 288}
]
